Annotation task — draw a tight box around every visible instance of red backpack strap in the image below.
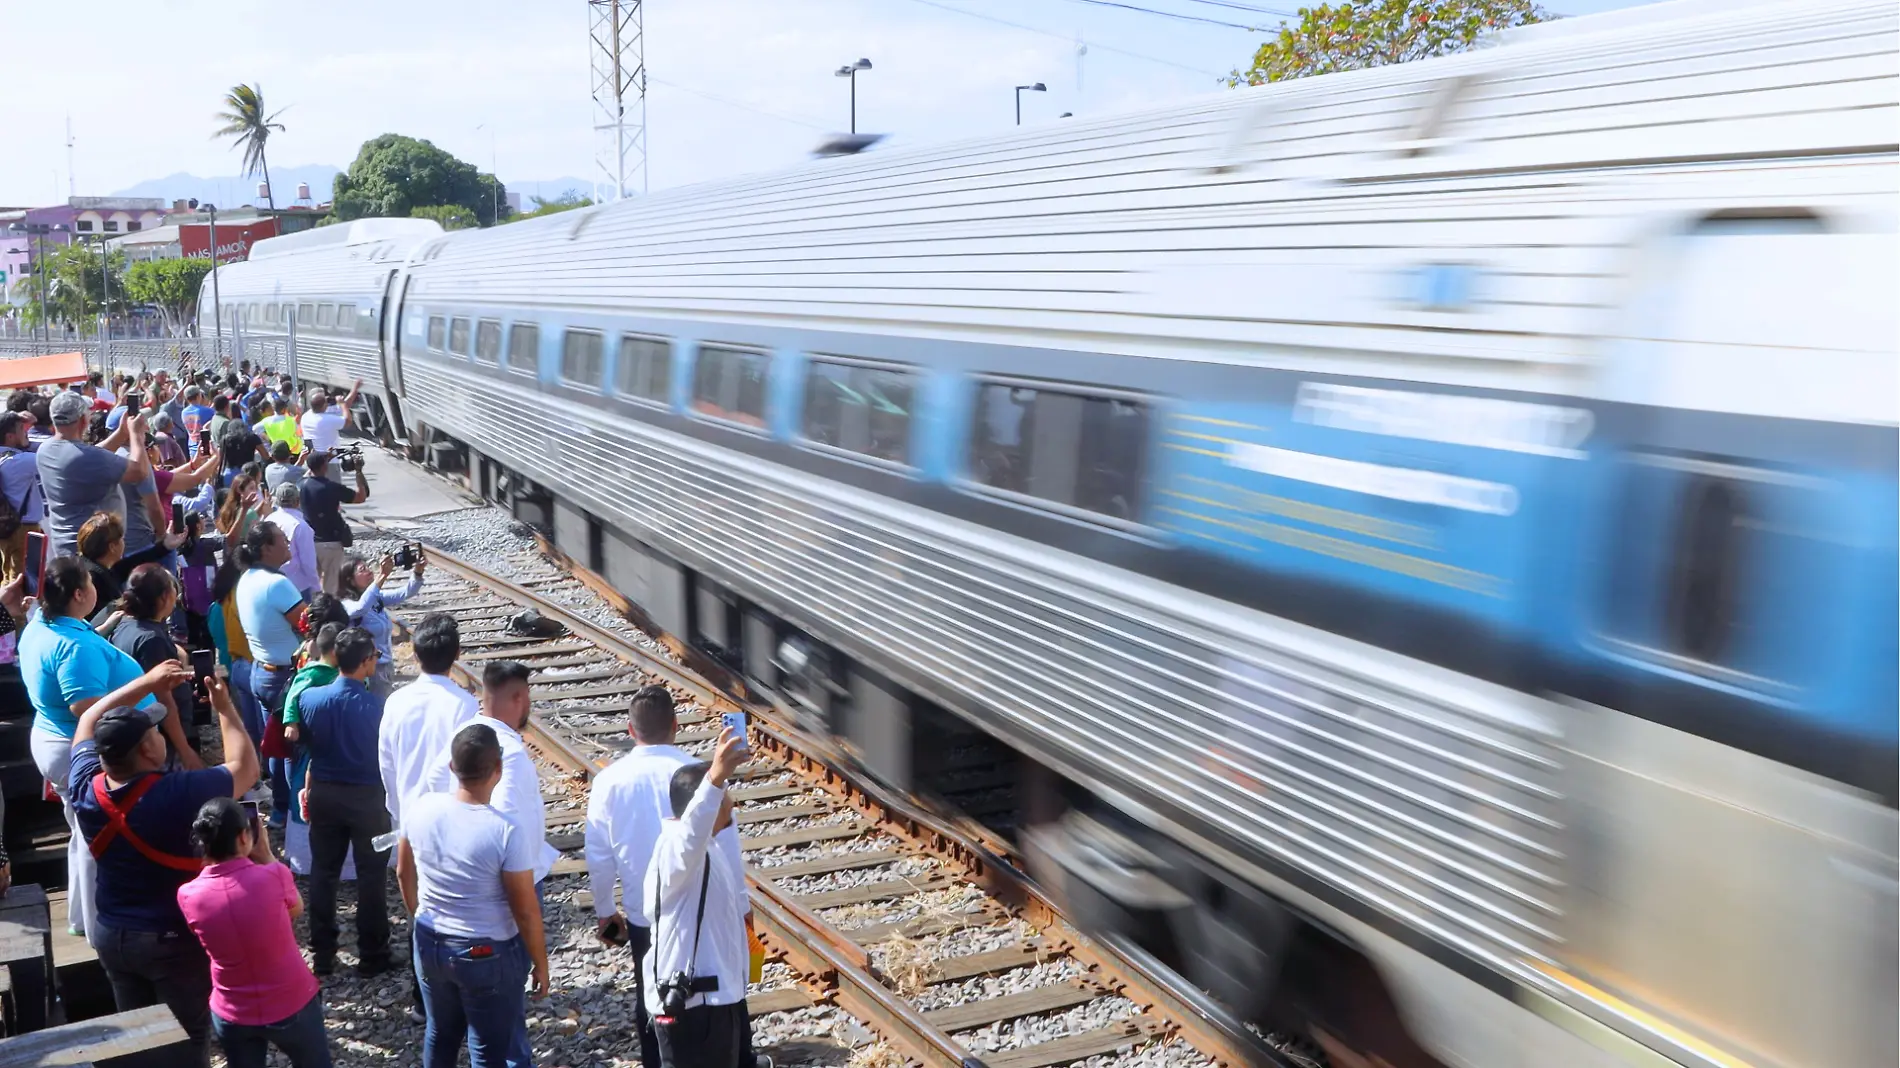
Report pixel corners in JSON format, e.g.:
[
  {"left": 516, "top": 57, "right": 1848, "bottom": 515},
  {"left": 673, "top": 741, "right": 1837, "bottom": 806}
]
[{"left": 89, "top": 773, "right": 205, "bottom": 873}]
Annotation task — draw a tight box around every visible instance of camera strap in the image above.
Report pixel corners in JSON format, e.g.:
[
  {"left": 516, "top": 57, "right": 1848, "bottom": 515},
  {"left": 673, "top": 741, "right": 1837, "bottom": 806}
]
[{"left": 657, "top": 858, "right": 713, "bottom": 982}]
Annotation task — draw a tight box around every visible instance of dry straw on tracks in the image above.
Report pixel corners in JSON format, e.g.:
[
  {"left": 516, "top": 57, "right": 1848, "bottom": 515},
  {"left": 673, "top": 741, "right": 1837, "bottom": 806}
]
[
  {"left": 872, "top": 932, "right": 942, "bottom": 997},
  {"left": 845, "top": 1040, "right": 910, "bottom": 1068}
]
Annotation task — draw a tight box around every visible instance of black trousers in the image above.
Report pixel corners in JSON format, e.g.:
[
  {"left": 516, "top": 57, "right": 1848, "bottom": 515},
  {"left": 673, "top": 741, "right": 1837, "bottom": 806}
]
[
  {"left": 627, "top": 925, "right": 662, "bottom": 1068},
  {"left": 655, "top": 1001, "right": 748, "bottom": 1068},
  {"left": 307, "top": 779, "right": 392, "bottom": 964}
]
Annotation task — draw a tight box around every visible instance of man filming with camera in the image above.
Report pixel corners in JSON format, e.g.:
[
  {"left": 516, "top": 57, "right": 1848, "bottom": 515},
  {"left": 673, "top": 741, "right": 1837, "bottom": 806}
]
[
  {"left": 300, "top": 448, "right": 369, "bottom": 596},
  {"left": 643, "top": 726, "right": 758, "bottom": 1068}
]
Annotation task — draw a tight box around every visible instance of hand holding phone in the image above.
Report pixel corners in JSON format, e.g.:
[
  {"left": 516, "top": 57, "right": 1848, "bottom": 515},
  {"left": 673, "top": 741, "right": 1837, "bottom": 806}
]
[
  {"left": 22, "top": 531, "right": 45, "bottom": 598},
  {"left": 721, "top": 711, "right": 751, "bottom": 753},
  {"left": 170, "top": 502, "right": 185, "bottom": 534}
]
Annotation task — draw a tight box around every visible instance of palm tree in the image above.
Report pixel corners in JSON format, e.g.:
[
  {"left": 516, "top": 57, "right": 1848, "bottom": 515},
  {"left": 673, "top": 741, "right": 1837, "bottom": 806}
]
[{"left": 213, "top": 84, "right": 287, "bottom": 207}]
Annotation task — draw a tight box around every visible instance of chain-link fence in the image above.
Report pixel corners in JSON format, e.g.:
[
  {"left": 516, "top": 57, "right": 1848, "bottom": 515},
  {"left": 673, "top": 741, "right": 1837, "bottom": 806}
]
[{"left": 0, "top": 335, "right": 294, "bottom": 380}]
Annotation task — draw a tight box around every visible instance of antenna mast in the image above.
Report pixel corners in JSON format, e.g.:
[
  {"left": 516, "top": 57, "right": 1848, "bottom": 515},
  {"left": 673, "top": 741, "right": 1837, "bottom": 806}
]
[{"left": 590, "top": 0, "right": 647, "bottom": 202}]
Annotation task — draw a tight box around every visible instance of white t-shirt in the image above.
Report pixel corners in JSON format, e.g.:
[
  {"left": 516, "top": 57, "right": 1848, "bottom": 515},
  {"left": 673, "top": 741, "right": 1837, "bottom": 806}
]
[
  {"left": 405, "top": 791, "right": 537, "bottom": 941},
  {"left": 299, "top": 409, "right": 346, "bottom": 452}
]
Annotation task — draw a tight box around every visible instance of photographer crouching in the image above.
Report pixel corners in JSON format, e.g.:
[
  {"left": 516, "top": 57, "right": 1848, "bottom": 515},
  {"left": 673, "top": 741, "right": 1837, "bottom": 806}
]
[{"left": 299, "top": 447, "right": 368, "bottom": 597}]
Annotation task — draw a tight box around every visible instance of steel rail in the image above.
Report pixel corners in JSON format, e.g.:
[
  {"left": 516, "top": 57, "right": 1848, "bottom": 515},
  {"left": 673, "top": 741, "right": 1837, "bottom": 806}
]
[{"left": 392, "top": 532, "right": 1278, "bottom": 1068}]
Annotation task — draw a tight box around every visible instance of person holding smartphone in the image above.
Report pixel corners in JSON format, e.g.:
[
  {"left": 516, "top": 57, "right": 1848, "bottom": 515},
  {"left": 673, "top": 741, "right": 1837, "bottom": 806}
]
[{"left": 178, "top": 796, "right": 331, "bottom": 1068}]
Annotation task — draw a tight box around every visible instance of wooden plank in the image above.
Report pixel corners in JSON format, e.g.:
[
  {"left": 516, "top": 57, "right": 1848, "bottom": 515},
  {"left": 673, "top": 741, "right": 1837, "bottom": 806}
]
[
  {"left": 792, "top": 875, "right": 951, "bottom": 911},
  {"left": 740, "top": 821, "right": 868, "bottom": 851},
  {"left": 534, "top": 680, "right": 650, "bottom": 702},
  {"left": 748, "top": 848, "right": 902, "bottom": 881},
  {"left": 845, "top": 909, "right": 996, "bottom": 946},
  {"left": 528, "top": 667, "right": 638, "bottom": 687},
  {"left": 746, "top": 987, "right": 818, "bottom": 1015},
  {"left": 978, "top": 1021, "right": 1153, "bottom": 1068},
  {"left": 463, "top": 641, "right": 590, "bottom": 661},
  {"left": 931, "top": 941, "right": 1057, "bottom": 983},
  {"left": 924, "top": 980, "right": 1099, "bottom": 1032},
  {"left": 729, "top": 783, "right": 804, "bottom": 804},
  {"left": 46, "top": 892, "right": 94, "bottom": 968},
  {"left": 0, "top": 1004, "right": 187, "bottom": 1068},
  {"left": 734, "top": 802, "right": 830, "bottom": 827}
]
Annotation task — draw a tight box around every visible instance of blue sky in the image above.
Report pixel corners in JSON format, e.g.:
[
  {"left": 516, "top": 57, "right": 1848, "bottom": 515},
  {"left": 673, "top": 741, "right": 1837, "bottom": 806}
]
[{"left": 1, "top": 0, "right": 1668, "bottom": 206}]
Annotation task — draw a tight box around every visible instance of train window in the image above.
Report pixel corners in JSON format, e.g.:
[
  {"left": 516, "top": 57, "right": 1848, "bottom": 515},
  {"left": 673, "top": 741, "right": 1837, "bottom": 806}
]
[
  {"left": 337, "top": 304, "right": 357, "bottom": 335},
  {"left": 803, "top": 360, "right": 915, "bottom": 465},
  {"left": 691, "top": 345, "right": 768, "bottom": 427},
  {"left": 427, "top": 316, "right": 446, "bottom": 351},
  {"left": 1665, "top": 475, "right": 1751, "bottom": 664},
  {"left": 267, "top": 303, "right": 279, "bottom": 324},
  {"left": 449, "top": 317, "right": 471, "bottom": 356},
  {"left": 475, "top": 320, "right": 502, "bottom": 365},
  {"left": 970, "top": 382, "right": 1148, "bottom": 522},
  {"left": 299, "top": 303, "right": 316, "bottom": 328},
  {"left": 507, "top": 322, "right": 540, "bottom": 376},
  {"left": 615, "top": 335, "right": 671, "bottom": 404},
  {"left": 317, "top": 304, "right": 335, "bottom": 329},
  {"left": 355, "top": 306, "right": 377, "bottom": 339},
  {"left": 561, "top": 330, "right": 604, "bottom": 389}
]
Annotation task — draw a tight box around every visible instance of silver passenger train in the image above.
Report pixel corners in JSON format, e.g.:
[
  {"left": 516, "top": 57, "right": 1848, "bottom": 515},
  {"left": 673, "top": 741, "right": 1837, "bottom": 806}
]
[{"left": 206, "top": 3, "right": 1898, "bottom": 1066}]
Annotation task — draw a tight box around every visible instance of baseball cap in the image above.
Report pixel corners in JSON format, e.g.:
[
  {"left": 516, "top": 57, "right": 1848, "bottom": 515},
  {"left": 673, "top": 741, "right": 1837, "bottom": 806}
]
[
  {"left": 94, "top": 705, "right": 158, "bottom": 762},
  {"left": 49, "top": 391, "right": 91, "bottom": 426}
]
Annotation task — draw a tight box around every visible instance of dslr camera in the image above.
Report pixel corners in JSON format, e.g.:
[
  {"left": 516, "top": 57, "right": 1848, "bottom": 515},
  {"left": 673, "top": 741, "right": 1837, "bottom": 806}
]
[
  {"left": 332, "top": 444, "right": 365, "bottom": 473},
  {"left": 655, "top": 971, "right": 719, "bottom": 1017},
  {"left": 392, "top": 541, "right": 425, "bottom": 569}
]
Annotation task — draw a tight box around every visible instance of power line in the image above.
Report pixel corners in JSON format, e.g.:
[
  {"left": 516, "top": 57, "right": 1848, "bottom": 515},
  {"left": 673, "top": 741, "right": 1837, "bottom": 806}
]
[
  {"left": 904, "top": 0, "right": 1225, "bottom": 75},
  {"left": 1175, "top": 0, "right": 1299, "bottom": 17},
  {"left": 1048, "top": 0, "right": 1268, "bottom": 31},
  {"left": 649, "top": 77, "right": 831, "bottom": 130}
]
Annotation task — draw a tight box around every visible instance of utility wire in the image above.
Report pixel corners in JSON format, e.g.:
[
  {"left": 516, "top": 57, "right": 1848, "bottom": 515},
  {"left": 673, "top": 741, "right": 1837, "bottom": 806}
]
[
  {"left": 1176, "top": 0, "right": 1300, "bottom": 18},
  {"left": 650, "top": 77, "right": 831, "bottom": 130},
  {"left": 904, "top": 0, "right": 1226, "bottom": 75},
  {"left": 1048, "top": 0, "right": 1269, "bottom": 30}
]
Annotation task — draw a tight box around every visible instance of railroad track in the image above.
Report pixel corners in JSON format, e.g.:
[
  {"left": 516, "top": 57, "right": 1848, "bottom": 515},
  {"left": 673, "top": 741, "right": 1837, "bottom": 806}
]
[{"left": 358, "top": 521, "right": 1282, "bottom": 1068}]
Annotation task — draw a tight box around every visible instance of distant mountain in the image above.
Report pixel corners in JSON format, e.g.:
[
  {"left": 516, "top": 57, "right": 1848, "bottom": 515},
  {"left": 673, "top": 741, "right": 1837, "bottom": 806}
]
[
  {"left": 111, "top": 164, "right": 342, "bottom": 208},
  {"left": 112, "top": 169, "right": 596, "bottom": 211}
]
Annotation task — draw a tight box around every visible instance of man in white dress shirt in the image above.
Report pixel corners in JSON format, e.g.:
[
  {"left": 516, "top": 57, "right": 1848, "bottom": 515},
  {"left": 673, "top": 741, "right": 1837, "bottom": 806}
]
[
  {"left": 379, "top": 613, "right": 478, "bottom": 1024},
  {"left": 425, "top": 660, "right": 558, "bottom": 888},
  {"left": 643, "top": 728, "right": 751, "bottom": 1068},
  {"left": 261, "top": 481, "right": 320, "bottom": 596},
  {"left": 585, "top": 685, "right": 750, "bottom": 1068}
]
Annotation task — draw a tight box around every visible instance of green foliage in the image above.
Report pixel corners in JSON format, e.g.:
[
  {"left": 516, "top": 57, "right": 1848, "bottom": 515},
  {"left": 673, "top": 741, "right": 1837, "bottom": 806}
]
[
  {"left": 331, "top": 134, "right": 511, "bottom": 226},
  {"left": 123, "top": 257, "right": 215, "bottom": 337},
  {"left": 515, "top": 190, "right": 593, "bottom": 220},
  {"left": 1228, "top": 0, "right": 1545, "bottom": 86},
  {"left": 214, "top": 83, "right": 287, "bottom": 205},
  {"left": 409, "top": 204, "right": 483, "bottom": 230},
  {"left": 16, "top": 243, "right": 130, "bottom": 336}
]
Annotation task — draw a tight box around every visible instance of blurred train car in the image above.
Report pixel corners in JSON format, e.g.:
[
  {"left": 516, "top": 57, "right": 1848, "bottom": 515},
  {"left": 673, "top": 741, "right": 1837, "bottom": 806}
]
[{"left": 208, "top": 2, "right": 1898, "bottom": 1066}]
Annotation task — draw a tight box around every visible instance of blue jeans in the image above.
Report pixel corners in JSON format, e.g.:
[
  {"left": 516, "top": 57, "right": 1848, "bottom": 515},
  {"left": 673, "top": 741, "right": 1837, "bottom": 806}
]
[
  {"left": 415, "top": 923, "right": 531, "bottom": 1068},
  {"left": 229, "top": 658, "right": 266, "bottom": 745},
  {"left": 251, "top": 662, "right": 296, "bottom": 822},
  {"left": 212, "top": 994, "right": 333, "bottom": 1068}
]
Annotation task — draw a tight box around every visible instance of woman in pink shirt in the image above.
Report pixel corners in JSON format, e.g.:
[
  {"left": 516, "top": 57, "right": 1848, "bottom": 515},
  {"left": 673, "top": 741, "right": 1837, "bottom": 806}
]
[{"left": 178, "top": 797, "right": 331, "bottom": 1068}]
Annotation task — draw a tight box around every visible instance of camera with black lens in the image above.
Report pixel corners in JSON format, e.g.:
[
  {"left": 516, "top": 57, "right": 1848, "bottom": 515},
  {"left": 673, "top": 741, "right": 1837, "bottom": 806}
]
[
  {"left": 392, "top": 542, "right": 424, "bottom": 569},
  {"left": 332, "top": 444, "right": 365, "bottom": 473},
  {"left": 656, "top": 972, "right": 719, "bottom": 1017}
]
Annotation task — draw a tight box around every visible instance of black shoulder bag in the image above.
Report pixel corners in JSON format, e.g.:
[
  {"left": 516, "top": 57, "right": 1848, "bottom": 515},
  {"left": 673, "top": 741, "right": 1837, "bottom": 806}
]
[{"left": 654, "top": 860, "right": 718, "bottom": 1020}]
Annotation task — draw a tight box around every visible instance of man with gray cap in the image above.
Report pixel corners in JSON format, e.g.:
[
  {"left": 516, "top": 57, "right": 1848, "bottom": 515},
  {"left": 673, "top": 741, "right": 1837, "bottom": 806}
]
[
  {"left": 263, "top": 481, "right": 320, "bottom": 597},
  {"left": 37, "top": 390, "right": 152, "bottom": 557},
  {"left": 70, "top": 664, "right": 259, "bottom": 1064}
]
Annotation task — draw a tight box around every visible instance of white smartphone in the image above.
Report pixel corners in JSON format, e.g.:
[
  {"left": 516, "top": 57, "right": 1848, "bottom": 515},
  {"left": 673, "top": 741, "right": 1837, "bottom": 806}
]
[{"left": 721, "top": 711, "right": 750, "bottom": 751}]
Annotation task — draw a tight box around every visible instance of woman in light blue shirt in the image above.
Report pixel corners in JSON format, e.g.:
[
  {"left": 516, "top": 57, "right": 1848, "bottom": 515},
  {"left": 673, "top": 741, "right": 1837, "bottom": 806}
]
[
  {"left": 19, "top": 555, "right": 163, "bottom": 939},
  {"left": 340, "top": 553, "right": 424, "bottom": 697}
]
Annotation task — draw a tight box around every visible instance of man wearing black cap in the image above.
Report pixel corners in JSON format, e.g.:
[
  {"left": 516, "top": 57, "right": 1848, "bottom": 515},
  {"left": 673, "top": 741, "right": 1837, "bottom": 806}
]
[
  {"left": 70, "top": 664, "right": 263, "bottom": 1063},
  {"left": 37, "top": 390, "right": 152, "bottom": 558}
]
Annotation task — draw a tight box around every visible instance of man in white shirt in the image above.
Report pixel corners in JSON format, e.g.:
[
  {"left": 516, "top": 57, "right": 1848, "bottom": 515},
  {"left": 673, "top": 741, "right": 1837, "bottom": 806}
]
[
  {"left": 425, "top": 660, "right": 558, "bottom": 888},
  {"left": 379, "top": 613, "right": 478, "bottom": 1024},
  {"left": 643, "top": 727, "right": 750, "bottom": 1068},
  {"left": 262, "top": 481, "right": 320, "bottom": 596},
  {"left": 299, "top": 381, "right": 361, "bottom": 479},
  {"left": 585, "top": 685, "right": 748, "bottom": 1068}
]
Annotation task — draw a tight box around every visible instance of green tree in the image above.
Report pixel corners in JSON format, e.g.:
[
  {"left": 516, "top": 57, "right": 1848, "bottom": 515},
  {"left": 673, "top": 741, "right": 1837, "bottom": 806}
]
[
  {"left": 20, "top": 243, "right": 130, "bottom": 336},
  {"left": 123, "top": 257, "right": 215, "bottom": 338},
  {"left": 331, "top": 134, "right": 510, "bottom": 226},
  {"left": 409, "top": 204, "right": 483, "bottom": 230},
  {"left": 214, "top": 83, "right": 289, "bottom": 207},
  {"left": 1228, "top": 0, "right": 1545, "bottom": 86},
  {"left": 514, "top": 190, "right": 594, "bottom": 220}
]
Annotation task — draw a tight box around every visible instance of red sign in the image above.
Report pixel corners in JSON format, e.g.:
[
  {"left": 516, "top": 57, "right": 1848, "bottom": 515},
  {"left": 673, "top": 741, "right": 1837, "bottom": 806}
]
[{"left": 180, "top": 218, "right": 279, "bottom": 264}]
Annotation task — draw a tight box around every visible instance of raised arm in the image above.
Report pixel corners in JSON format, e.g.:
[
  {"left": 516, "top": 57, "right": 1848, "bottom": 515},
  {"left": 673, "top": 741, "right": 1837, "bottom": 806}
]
[{"left": 205, "top": 674, "right": 260, "bottom": 797}]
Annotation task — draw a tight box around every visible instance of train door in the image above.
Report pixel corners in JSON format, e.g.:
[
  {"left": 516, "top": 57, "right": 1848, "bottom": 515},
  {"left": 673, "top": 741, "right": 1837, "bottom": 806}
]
[
  {"left": 1559, "top": 211, "right": 1898, "bottom": 1068},
  {"left": 377, "top": 270, "right": 410, "bottom": 438}
]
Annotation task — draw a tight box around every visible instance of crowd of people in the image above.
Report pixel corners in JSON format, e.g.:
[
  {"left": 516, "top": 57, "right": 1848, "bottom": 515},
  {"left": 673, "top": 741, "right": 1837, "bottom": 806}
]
[{"left": 0, "top": 365, "right": 774, "bottom": 1068}]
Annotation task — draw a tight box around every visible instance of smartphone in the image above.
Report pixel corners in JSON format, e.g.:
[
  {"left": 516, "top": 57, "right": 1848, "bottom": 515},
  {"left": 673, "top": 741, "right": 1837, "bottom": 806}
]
[
  {"left": 189, "top": 648, "right": 216, "bottom": 699},
  {"left": 721, "top": 711, "right": 751, "bottom": 752},
  {"left": 170, "top": 502, "right": 185, "bottom": 533},
  {"left": 197, "top": 428, "right": 212, "bottom": 454},
  {"left": 121, "top": 392, "right": 142, "bottom": 415},
  {"left": 241, "top": 800, "right": 261, "bottom": 827},
  {"left": 394, "top": 542, "right": 422, "bottom": 569},
  {"left": 22, "top": 531, "right": 45, "bottom": 597}
]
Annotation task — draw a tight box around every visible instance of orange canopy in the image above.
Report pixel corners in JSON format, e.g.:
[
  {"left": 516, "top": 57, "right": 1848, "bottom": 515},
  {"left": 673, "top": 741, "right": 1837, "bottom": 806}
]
[{"left": 0, "top": 352, "right": 89, "bottom": 391}]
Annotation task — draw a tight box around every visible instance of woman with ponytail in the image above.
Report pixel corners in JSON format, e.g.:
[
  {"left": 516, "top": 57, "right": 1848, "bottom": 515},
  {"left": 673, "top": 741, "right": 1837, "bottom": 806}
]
[
  {"left": 107, "top": 563, "right": 204, "bottom": 770},
  {"left": 177, "top": 796, "right": 331, "bottom": 1068}
]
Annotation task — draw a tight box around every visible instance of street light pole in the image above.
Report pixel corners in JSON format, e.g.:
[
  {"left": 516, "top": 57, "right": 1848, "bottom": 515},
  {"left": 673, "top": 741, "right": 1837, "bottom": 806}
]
[
  {"left": 207, "top": 205, "right": 224, "bottom": 365},
  {"left": 1015, "top": 82, "right": 1047, "bottom": 126},
  {"left": 834, "top": 58, "right": 872, "bottom": 134}
]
